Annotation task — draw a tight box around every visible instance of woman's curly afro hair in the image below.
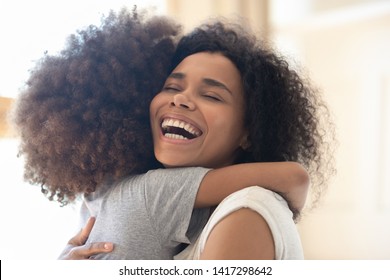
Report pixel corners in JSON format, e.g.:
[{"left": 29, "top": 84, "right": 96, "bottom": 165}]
[
  {"left": 12, "top": 8, "right": 181, "bottom": 205},
  {"left": 171, "top": 20, "right": 336, "bottom": 208}
]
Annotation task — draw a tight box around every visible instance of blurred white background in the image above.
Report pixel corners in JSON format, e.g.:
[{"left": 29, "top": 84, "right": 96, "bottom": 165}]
[{"left": 0, "top": 0, "right": 389, "bottom": 259}]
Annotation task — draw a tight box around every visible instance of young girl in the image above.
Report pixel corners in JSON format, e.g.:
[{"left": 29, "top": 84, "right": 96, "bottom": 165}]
[{"left": 12, "top": 9, "right": 333, "bottom": 259}]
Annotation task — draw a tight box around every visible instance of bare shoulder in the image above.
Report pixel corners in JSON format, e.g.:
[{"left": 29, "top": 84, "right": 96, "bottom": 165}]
[{"left": 199, "top": 208, "right": 275, "bottom": 260}]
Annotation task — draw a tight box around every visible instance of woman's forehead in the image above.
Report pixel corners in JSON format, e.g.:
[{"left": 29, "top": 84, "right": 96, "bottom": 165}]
[{"left": 171, "top": 52, "right": 243, "bottom": 92}]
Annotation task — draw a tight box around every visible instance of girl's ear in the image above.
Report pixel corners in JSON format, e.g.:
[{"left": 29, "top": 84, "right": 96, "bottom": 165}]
[{"left": 239, "top": 133, "right": 251, "bottom": 151}]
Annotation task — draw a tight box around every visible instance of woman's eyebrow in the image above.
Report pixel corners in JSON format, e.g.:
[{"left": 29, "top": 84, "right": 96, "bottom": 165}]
[
  {"left": 167, "top": 73, "right": 233, "bottom": 95},
  {"left": 203, "top": 78, "right": 232, "bottom": 95},
  {"left": 168, "top": 72, "right": 185, "bottom": 80}
]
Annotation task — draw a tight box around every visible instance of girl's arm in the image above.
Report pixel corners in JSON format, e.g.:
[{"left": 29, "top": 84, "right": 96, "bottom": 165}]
[
  {"left": 195, "top": 162, "right": 309, "bottom": 212},
  {"left": 58, "top": 217, "right": 114, "bottom": 260}
]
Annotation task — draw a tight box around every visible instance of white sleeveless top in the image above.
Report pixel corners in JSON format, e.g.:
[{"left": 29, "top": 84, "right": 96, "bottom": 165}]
[{"left": 175, "top": 186, "right": 304, "bottom": 259}]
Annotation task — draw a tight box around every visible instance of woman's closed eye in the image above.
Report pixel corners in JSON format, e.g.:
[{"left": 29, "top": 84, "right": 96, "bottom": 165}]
[
  {"left": 203, "top": 93, "right": 223, "bottom": 102},
  {"left": 163, "top": 85, "right": 181, "bottom": 92}
]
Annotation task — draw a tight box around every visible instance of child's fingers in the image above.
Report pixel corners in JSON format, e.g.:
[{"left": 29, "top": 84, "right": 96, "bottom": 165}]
[
  {"left": 72, "top": 242, "right": 114, "bottom": 259},
  {"left": 69, "top": 217, "right": 96, "bottom": 245}
]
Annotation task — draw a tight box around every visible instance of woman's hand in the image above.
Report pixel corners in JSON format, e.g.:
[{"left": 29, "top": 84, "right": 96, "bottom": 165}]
[{"left": 58, "top": 217, "right": 114, "bottom": 260}]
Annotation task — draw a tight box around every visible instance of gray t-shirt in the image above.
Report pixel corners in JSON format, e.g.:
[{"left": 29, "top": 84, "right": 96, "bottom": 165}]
[{"left": 80, "top": 167, "right": 211, "bottom": 259}]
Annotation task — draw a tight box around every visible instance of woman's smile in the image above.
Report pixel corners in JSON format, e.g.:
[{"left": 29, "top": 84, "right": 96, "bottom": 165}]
[{"left": 161, "top": 117, "right": 203, "bottom": 140}]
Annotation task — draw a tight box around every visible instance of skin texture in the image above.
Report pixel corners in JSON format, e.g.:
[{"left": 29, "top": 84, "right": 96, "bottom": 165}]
[{"left": 200, "top": 208, "right": 275, "bottom": 259}]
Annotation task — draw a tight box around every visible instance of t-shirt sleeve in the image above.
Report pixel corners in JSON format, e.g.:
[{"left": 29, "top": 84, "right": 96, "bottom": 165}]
[{"left": 144, "top": 167, "right": 211, "bottom": 246}]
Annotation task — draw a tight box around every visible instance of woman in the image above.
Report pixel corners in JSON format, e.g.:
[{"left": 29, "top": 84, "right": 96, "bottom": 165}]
[{"left": 152, "top": 20, "right": 333, "bottom": 259}]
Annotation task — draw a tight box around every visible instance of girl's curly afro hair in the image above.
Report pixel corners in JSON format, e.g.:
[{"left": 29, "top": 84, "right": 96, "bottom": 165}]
[{"left": 12, "top": 8, "right": 181, "bottom": 205}]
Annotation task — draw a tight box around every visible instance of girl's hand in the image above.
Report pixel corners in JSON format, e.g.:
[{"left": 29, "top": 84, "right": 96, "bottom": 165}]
[{"left": 58, "top": 217, "right": 114, "bottom": 260}]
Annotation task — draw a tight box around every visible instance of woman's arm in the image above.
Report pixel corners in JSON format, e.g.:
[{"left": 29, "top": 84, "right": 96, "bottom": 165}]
[
  {"left": 199, "top": 208, "right": 275, "bottom": 259},
  {"left": 195, "top": 162, "right": 309, "bottom": 212}
]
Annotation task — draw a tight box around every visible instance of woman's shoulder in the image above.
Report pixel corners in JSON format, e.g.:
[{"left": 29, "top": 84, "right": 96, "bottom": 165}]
[
  {"left": 201, "top": 186, "right": 303, "bottom": 259},
  {"left": 216, "top": 186, "right": 290, "bottom": 214}
]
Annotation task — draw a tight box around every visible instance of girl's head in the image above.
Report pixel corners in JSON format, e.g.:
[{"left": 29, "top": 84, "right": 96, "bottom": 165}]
[
  {"left": 151, "top": 20, "right": 335, "bottom": 205},
  {"left": 12, "top": 9, "right": 180, "bottom": 204}
]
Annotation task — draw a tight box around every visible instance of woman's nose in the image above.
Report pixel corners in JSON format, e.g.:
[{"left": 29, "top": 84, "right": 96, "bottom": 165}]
[{"left": 170, "top": 93, "right": 196, "bottom": 110}]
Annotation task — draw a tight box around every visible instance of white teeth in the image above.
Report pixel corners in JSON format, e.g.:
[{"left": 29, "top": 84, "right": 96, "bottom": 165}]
[
  {"left": 164, "top": 133, "right": 187, "bottom": 140},
  {"left": 161, "top": 118, "right": 201, "bottom": 137}
]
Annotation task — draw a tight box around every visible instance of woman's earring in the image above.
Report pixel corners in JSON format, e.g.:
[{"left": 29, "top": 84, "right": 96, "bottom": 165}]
[{"left": 240, "top": 137, "right": 251, "bottom": 151}]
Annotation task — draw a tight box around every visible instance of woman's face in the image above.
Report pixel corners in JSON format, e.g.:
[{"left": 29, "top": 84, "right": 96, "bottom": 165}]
[{"left": 150, "top": 52, "right": 247, "bottom": 168}]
